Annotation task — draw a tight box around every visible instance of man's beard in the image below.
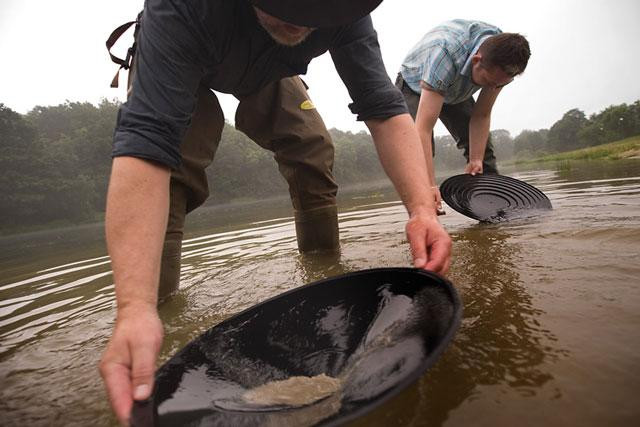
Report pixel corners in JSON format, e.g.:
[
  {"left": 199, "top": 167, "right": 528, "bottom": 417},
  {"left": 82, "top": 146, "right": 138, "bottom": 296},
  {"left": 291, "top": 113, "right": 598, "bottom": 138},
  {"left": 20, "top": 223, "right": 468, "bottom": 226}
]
[
  {"left": 254, "top": 10, "right": 315, "bottom": 47},
  {"left": 265, "top": 27, "right": 313, "bottom": 46}
]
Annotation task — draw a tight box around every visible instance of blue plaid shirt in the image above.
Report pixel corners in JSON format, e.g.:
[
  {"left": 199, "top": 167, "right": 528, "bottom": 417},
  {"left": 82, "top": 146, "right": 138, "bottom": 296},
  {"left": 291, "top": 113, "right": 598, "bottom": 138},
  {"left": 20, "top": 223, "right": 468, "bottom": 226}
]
[{"left": 400, "top": 19, "right": 501, "bottom": 105}]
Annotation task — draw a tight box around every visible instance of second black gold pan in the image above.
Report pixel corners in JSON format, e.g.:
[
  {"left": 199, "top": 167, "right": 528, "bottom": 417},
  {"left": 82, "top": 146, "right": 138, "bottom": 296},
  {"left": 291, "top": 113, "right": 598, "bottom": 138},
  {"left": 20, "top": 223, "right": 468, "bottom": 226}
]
[{"left": 440, "top": 173, "right": 552, "bottom": 223}]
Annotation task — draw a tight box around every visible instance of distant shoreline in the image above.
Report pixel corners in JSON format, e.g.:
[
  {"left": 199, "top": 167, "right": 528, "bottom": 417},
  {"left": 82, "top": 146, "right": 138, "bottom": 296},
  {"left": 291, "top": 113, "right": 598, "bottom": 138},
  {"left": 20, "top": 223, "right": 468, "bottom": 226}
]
[
  {"left": 0, "top": 178, "right": 399, "bottom": 244},
  {"left": 515, "top": 135, "right": 640, "bottom": 164}
]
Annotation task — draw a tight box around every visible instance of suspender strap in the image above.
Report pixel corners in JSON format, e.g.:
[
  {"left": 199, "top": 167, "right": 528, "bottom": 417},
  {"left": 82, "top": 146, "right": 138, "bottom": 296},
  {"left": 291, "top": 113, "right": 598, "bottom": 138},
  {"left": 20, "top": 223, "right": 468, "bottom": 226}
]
[{"left": 106, "top": 18, "right": 139, "bottom": 88}]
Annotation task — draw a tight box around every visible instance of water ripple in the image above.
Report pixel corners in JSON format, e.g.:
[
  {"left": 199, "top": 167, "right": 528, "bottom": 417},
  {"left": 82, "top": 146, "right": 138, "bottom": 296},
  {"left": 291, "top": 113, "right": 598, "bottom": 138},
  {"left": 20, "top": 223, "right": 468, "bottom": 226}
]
[{"left": 1, "top": 160, "right": 640, "bottom": 426}]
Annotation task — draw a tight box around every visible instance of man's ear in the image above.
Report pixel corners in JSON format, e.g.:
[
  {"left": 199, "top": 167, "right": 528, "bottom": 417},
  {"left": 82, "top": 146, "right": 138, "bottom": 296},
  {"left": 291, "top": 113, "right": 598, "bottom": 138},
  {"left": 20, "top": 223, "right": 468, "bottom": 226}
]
[{"left": 471, "top": 53, "right": 482, "bottom": 66}]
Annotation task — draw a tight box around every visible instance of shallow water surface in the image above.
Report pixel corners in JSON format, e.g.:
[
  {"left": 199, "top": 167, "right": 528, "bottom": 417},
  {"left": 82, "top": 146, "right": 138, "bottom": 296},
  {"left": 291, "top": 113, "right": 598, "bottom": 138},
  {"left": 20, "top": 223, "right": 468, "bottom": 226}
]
[{"left": 0, "top": 159, "right": 639, "bottom": 426}]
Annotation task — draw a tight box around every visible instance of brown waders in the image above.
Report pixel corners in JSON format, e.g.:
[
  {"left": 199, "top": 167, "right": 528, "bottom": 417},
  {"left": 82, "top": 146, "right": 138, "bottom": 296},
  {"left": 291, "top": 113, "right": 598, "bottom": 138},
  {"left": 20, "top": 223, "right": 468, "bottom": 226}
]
[{"left": 124, "top": 61, "right": 339, "bottom": 299}]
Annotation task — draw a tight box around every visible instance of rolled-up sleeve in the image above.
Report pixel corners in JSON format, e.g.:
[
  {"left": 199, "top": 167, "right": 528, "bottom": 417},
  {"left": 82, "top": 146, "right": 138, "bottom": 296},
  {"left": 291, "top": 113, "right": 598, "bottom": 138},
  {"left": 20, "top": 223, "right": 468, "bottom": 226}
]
[
  {"left": 112, "top": 0, "right": 207, "bottom": 169},
  {"left": 329, "top": 16, "right": 408, "bottom": 122}
]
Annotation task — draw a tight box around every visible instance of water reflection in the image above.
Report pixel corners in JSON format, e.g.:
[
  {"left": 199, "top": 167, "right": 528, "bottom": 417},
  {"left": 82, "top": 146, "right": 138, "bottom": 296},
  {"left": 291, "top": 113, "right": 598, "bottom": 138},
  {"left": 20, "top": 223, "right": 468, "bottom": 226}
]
[
  {"left": 295, "top": 250, "right": 351, "bottom": 284},
  {"left": 1, "top": 159, "right": 639, "bottom": 426},
  {"left": 0, "top": 254, "right": 114, "bottom": 358},
  {"left": 352, "top": 223, "right": 567, "bottom": 426},
  {"left": 552, "top": 158, "right": 640, "bottom": 182}
]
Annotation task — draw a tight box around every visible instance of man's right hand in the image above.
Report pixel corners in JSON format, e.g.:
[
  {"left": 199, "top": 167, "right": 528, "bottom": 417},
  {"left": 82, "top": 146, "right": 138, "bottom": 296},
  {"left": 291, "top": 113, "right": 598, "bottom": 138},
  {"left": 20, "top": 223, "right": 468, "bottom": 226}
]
[
  {"left": 406, "top": 210, "right": 452, "bottom": 275},
  {"left": 99, "top": 305, "right": 163, "bottom": 426}
]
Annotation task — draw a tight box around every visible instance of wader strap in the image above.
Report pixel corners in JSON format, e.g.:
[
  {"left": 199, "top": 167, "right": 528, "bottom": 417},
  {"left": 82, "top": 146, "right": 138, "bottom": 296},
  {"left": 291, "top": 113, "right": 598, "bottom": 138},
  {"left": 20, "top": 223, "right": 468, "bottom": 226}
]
[{"left": 106, "top": 17, "right": 140, "bottom": 88}]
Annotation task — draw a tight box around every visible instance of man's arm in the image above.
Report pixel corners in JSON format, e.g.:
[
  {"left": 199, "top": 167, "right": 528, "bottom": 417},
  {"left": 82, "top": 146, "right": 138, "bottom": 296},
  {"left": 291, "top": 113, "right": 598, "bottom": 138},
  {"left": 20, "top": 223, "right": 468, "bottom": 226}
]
[
  {"left": 102, "top": 1, "right": 211, "bottom": 421},
  {"left": 99, "top": 156, "right": 170, "bottom": 425},
  {"left": 416, "top": 86, "right": 445, "bottom": 211},
  {"left": 467, "top": 87, "right": 502, "bottom": 174},
  {"left": 327, "top": 17, "right": 450, "bottom": 272},
  {"left": 415, "top": 86, "right": 444, "bottom": 186},
  {"left": 366, "top": 114, "right": 451, "bottom": 274}
]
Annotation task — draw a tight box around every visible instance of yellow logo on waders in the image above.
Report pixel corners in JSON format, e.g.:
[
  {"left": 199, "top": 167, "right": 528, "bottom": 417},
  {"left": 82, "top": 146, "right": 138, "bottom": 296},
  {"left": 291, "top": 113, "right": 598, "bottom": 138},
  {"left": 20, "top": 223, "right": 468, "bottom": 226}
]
[{"left": 300, "top": 100, "right": 315, "bottom": 110}]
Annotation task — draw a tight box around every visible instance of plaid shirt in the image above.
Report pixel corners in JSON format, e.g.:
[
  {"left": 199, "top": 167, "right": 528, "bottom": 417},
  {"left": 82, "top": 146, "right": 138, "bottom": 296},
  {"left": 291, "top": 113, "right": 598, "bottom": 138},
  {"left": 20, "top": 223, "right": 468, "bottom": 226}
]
[{"left": 400, "top": 19, "right": 501, "bottom": 105}]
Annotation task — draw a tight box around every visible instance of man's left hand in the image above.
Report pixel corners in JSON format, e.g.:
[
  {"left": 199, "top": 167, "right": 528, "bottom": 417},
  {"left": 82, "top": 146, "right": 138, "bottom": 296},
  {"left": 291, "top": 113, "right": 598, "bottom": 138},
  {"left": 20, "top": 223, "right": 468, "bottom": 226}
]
[{"left": 465, "top": 160, "right": 483, "bottom": 175}]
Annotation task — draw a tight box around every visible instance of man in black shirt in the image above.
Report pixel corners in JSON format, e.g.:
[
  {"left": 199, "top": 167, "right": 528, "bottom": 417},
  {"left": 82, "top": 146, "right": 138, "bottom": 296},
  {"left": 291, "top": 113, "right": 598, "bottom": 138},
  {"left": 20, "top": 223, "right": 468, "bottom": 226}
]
[{"left": 100, "top": 1, "right": 451, "bottom": 423}]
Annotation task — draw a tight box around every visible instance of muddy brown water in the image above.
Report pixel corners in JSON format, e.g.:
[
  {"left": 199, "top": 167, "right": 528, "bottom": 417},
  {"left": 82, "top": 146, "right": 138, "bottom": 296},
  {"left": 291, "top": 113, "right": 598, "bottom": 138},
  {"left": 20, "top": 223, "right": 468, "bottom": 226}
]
[{"left": 1, "top": 159, "right": 639, "bottom": 426}]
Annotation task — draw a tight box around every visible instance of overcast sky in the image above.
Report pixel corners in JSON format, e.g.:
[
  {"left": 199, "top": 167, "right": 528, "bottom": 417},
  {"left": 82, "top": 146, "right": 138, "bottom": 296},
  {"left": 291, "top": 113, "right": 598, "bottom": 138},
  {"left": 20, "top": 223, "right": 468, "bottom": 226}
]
[{"left": 1, "top": 0, "right": 639, "bottom": 137}]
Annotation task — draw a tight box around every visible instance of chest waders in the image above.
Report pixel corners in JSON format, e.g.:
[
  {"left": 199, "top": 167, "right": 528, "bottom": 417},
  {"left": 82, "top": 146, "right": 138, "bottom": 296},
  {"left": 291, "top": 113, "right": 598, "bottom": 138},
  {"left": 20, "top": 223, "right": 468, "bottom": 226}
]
[{"left": 108, "top": 20, "right": 340, "bottom": 300}]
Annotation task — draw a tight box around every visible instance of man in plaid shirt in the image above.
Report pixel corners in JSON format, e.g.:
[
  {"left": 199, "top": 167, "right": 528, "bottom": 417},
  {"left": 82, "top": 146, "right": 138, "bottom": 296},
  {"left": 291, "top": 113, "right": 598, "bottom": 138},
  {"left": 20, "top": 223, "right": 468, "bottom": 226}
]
[{"left": 396, "top": 19, "right": 530, "bottom": 210}]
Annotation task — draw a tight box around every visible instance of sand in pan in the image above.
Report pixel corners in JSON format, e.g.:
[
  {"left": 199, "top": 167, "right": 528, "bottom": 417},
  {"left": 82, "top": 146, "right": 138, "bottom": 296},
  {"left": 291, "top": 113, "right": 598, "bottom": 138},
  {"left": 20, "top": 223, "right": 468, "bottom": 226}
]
[{"left": 243, "top": 374, "right": 342, "bottom": 407}]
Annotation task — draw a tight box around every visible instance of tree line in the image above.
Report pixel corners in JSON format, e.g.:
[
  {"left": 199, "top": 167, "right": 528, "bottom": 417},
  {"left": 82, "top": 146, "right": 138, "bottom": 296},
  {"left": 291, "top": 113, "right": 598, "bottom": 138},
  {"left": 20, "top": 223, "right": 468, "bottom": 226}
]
[
  {"left": 434, "top": 99, "right": 640, "bottom": 170},
  {"left": 0, "top": 100, "right": 388, "bottom": 233},
  {"left": 1, "top": 98, "right": 638, "bottom": 234}
]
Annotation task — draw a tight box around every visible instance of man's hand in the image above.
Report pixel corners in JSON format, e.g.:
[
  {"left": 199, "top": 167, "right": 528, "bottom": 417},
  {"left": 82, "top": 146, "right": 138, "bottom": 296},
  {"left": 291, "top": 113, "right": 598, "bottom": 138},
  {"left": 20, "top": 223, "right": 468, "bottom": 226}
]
[
  {"left": 366, "top": 114, "right": 452, "bottom": 275},
  {"left": 100, "top": 305, "right": 163, "bottom": 425},
  {"left": 102, "top": 156, "right": 169, "bottom": 423},
  {"left": 464, "top": 160, "right": 483, "bottom": 175},
  {"left": 406, "top": 210, "right": 452, "bottom": 275},
  {"left": 432, "top": 186, "right": 445, "bottom": 215}
]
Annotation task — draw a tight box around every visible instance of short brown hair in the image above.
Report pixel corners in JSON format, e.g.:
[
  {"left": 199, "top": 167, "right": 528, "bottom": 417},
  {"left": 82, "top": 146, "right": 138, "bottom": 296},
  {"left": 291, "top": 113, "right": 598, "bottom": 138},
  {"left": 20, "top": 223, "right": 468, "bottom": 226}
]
[{"left": 479, "top": 33, "right": 530, "bottom": 76}]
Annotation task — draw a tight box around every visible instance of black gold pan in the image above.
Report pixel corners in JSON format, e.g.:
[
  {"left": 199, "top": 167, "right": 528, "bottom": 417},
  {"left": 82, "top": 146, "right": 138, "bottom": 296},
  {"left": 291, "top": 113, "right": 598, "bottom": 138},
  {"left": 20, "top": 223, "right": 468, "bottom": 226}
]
[
  {"left": 131, "top": 268, "right": 462, "bottom": 426},
  {"left": 440, "top": 174, "right": 552, "bottom": 223}
]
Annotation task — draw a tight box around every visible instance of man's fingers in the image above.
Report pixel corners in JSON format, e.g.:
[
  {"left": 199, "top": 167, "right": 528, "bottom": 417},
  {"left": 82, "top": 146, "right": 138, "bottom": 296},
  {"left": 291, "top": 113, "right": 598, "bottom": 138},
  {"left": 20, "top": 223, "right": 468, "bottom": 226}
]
[
  {"left": 130, "top": 339, "right": 159, "bottom": 401},
  {"left": 100, "top": 360, "right": 133, "bottom": 425},
  {"left": 424, "top": 236, "right": 452, "bottom": 274},
  {"left": 434, "top": 188, "right": 446, "bottom": 215},
  {"left": 433, "top": 258, "right": 451, "bottom": 277},
  {"left": 406, "top": 213, "right": 453, "bottom": 273},
  {"left": 425, "top": 251, "right": 450, "bottom": 275},
  {"left": 406, "top": 220, "right": 427, "bottom": 268},
  {"left": 100, "top": 310, "right": 163, "bottom": 425},
  {"left": 465, "top": 162, "right": 483, "bottom": 176}
]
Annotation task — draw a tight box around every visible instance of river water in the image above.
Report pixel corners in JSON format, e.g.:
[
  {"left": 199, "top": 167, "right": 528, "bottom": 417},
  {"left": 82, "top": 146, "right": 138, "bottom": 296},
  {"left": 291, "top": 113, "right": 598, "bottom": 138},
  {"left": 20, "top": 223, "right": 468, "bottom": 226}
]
[{"left": 1, "top": 159, "right": 639, "bottom": 426}]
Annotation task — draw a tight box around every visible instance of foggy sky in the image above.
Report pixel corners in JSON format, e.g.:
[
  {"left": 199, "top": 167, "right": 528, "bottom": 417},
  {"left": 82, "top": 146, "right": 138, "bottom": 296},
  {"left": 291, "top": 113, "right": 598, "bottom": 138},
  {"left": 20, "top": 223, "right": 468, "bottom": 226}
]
[{"left": 1, "top": 0, "right": 639, "bottom": 137}]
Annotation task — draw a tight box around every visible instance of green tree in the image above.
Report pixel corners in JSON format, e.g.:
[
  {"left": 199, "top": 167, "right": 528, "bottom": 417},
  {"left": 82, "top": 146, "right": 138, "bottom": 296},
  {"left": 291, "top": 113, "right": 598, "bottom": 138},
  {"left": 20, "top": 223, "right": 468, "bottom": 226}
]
[
  {"left": 0, "top": 103, "right": 46, "bottom": 228},
  {"left": 578, "top": 102, "right": 640, "bottom": 147},
  {"left": 331, "top": 128, "right": 386, "bottom": 185},
  {"left": 433, "top": 134, "right": 465, "bottom": 172},
  {"left": 514, "top": 129, "right": 549, "bottom": 158},
  {"left": 27, "top": 100, "right": 120, "bottom": 214},
  {"left": 207, "top": 123, "right": 287, "bottom": 204},
  {"left": 546, "top": 108, "right": 588, "bottom": 152},
  {"left": 2, "top": 96, "right": 639, "bottom": 234},
  {"left": 491, "top": 129, "right": 514, "bottom": 161}
]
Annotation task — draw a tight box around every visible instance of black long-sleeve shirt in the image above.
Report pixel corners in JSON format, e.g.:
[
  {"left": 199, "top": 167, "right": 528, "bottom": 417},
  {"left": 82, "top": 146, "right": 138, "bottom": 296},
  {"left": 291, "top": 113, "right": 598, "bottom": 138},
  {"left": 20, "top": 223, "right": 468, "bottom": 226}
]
[{"left": 113, "top": 0, "right": 408, "bottom": 168}]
